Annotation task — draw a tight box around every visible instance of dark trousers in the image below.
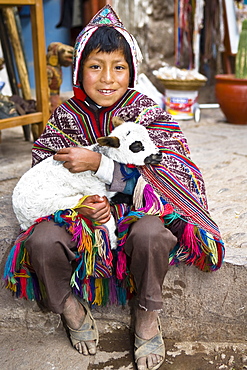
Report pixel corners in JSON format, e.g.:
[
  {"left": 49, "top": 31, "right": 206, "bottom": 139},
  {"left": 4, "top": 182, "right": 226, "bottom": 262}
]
[{"left": 25, "top": 215, "right": 177, "bottom": 314}]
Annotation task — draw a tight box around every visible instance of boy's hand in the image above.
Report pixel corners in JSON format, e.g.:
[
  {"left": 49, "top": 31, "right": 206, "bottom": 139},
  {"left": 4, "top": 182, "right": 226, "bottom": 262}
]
[
  {"left": 53, "top": 147, "right": 101, "bottom": 173},
  {"left": 76, "top": 195, "right": 111, "bottom": 224}
]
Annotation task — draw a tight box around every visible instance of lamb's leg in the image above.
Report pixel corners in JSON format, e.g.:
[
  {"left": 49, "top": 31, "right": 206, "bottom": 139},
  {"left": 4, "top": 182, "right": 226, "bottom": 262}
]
[
  {"left": 50, "top": 195, "right": 85, "bottom": 212},
  {"left": 13, "top": 193, "right": 86, "bottom": 231}
]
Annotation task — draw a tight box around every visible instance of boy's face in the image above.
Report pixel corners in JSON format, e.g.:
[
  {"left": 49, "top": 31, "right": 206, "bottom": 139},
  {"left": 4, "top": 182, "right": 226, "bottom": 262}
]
[{"left": 82, "top": 49, "right": 130, "bottom": 107}]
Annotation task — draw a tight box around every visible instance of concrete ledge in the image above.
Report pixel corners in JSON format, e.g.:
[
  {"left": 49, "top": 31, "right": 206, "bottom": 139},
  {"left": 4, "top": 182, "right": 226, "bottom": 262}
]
[
  {"left": 93, "top": 261, "right": 247, "bottom": 342},
  {"left": 161, "top": 262, "right": 247, "bottom": 342},
  {"left": 1, "top": 259, "right": 246, "bottom": 343}
]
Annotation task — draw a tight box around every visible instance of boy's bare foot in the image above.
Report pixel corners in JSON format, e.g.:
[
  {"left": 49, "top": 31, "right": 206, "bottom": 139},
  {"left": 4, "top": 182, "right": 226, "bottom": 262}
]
[
  {"left": 63, "top": 293, "right": 97, "bottom": 355},
  {"left": 135, "top": 308, "right": 165, "bottom": 370}
]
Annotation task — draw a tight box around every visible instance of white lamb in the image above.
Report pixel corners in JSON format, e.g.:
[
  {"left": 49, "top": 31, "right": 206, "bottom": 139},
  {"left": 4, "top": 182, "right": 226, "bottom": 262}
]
[{"left": 12, "top": 117, "right": 162, "bottom": 249}]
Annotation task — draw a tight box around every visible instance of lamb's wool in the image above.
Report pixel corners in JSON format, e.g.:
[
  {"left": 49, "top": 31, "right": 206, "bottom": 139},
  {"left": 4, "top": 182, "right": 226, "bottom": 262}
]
[{"left": 12, "top": 120, "right": 160, "bottom": 249}]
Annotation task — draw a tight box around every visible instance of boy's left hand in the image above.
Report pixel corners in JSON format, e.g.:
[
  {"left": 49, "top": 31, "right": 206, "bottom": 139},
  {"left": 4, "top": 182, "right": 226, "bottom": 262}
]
[
  {"left": 75, "top": 195, "right": 111, "bottom": 224},
  {"left": 53, "top": 147, "right": 101, "bottom": 173}
]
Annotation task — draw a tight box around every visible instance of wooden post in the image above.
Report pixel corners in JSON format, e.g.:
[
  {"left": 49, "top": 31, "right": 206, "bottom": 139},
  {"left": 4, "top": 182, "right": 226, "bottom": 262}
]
[
  {"left": 0, "top": 0, "right": 49, "bottom": 142},
  {"left": 2, "top": 6, "right": 32, "bottom": 100},
  {"left": 30, "top": 0, "right": 50, "bottom": 137},
  {"left": 91, "top": 0, "right": 99, "bottom": 16},
  {"left": 0, "top": 8, "right": 19, "bottom": 95},
  {"left": 174, "top": 0, "right": 179, "bottom": 65}
]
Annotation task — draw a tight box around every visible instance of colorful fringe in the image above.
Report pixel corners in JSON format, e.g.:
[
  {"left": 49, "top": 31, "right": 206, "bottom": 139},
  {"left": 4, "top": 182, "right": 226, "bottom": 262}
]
[
  {"left": 3, "top": 206, "right": 135, "bottom": 306},
  {"left": 3, "top": 226, "right": 44, "bottom": 301},
  {"left": 4, "top": 180, "right": 224, "bottom": 306},
  {"left": 119, "top": 183, "right": 224, "bottom": 272}
]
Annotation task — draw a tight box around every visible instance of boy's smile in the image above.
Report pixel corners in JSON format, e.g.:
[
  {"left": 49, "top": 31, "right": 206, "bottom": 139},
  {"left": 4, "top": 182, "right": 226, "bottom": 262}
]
[{"left": 82, "top": 49, "right": 130, "bottom": 107}]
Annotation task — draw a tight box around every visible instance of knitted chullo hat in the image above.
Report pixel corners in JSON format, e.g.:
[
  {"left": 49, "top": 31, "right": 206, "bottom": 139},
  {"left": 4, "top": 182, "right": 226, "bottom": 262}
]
[{"left": 72, "top": 4, "right": 143, "bottom": 90}]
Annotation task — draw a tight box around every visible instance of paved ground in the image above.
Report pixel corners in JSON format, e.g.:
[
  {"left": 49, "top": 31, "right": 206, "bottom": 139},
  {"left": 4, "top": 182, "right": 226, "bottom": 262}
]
[{"left": 0, "top": 108, "right": 247, "bottom": 369}]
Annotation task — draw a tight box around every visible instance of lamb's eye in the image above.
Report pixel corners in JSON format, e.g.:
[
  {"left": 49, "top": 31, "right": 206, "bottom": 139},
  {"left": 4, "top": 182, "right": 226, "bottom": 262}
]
[{"left": 126, "top": 131, "right": 131, "bottom": 136}]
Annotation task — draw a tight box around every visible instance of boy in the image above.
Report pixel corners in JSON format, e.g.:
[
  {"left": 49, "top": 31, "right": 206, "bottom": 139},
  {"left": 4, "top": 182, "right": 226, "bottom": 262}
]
[{"left": 5, "top": 5, "right": 224, "bottom": 370}]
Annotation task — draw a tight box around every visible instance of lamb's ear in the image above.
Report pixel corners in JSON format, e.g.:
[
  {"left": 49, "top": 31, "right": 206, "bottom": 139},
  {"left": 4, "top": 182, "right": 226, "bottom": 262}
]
[
  {"left": 97, "top": 136, "right": 120, "bottom": 148},
  {"left": 112, "top": 116, "right": 124, "bottom": 127}
]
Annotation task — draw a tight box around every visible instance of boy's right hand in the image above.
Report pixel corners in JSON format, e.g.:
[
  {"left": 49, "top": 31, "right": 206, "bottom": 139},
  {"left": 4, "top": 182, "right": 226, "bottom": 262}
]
[
  {"left": 53, "top": 147, "right": 101, "bottom": 173},
  {"left": 75, "top": 195, "right": 111, "bottom": 224}
]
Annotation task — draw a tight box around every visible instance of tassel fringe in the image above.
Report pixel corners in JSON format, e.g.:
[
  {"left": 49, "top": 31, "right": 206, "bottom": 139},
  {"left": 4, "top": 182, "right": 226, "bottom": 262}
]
[
  {"left": 3, "top": 183, "right": 224, "bottom": 306},
  {"left": 3, "top": 209, "right": 135, "bottom": 306}
]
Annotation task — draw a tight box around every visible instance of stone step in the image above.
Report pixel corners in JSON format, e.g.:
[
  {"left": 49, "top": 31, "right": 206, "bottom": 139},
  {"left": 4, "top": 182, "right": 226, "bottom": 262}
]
[{"left": 1, "top": 257, "right": 247, "bottom": 343}]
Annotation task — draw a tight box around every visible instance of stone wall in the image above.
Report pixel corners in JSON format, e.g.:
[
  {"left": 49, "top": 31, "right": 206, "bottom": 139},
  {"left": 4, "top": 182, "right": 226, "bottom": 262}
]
[
  {"left": 111, "top": 0, "right": 219, "bottom": 102},
  {"left": 112, "top": 0, "right": 175, "bottom": 94}
]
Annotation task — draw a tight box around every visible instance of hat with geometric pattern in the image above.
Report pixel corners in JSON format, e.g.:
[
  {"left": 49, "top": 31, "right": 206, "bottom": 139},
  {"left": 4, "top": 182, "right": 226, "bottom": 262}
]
[{"left": 73, "top": 4, "right": 142, "bottom": 88}]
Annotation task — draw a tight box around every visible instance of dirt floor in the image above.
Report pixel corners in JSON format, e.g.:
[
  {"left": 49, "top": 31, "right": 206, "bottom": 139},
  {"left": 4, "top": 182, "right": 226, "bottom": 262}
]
[{"left": 0, "top": 325, "right": 247, "bottom": 370}]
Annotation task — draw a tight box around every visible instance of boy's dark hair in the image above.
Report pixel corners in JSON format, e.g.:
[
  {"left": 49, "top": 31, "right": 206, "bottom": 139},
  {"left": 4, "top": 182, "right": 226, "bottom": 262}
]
[{"left": 78, "top": 26, "right": 134, "bottom": 85}]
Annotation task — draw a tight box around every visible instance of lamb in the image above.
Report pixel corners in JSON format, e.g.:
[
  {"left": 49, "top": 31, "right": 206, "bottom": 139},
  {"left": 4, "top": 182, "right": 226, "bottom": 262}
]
[{"left": 12, "top": 117, "right": 162, "bottom": 249}]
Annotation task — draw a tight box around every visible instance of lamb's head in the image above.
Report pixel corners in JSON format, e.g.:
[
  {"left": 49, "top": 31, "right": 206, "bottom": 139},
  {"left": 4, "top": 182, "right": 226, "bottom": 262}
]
[{"left": 97, "top": 117, "right": 162, "bottom": 166}]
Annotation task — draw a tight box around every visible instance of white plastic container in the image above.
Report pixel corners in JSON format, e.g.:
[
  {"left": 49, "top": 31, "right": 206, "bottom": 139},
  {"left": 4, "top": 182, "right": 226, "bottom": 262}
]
[{"left": 165, "top": 89, "right": 199, "bottom": 120}]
